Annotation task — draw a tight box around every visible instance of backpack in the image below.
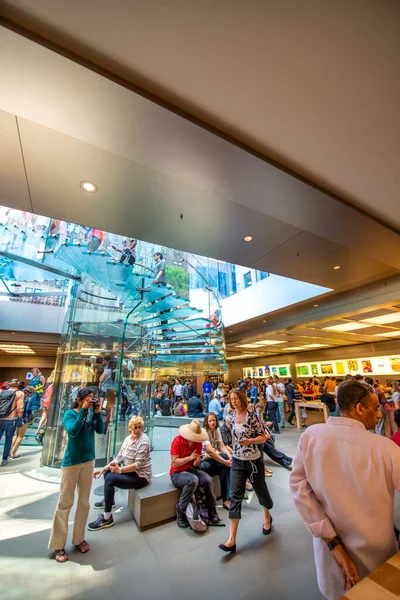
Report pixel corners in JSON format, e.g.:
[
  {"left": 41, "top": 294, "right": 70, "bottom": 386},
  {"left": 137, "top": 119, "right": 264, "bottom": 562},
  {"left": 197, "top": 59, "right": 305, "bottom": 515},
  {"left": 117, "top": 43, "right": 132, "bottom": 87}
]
[
  {"left": 0, "top": 390, "right": 17, "bottom": 418},
  {"left": 185, "top": 497, "right": 208, "bottom": 533}
]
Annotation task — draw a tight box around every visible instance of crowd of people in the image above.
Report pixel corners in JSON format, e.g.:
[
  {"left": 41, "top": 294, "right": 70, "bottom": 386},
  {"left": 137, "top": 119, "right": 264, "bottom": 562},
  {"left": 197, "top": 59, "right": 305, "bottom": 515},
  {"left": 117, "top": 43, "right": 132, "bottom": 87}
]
[{"left": 3, "top": 365, "right": 400, "bottom": 600}]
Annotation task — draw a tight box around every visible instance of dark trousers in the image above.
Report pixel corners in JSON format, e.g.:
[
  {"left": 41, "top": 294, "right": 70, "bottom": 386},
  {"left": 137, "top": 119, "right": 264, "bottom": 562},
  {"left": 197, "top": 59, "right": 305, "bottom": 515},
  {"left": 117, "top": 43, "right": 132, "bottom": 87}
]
[
  {"left": 287, "top": 403, "right": 295, "bottom": 424},
  {"left": 200, "top": 453, "right": 230, "bottom": 501},
  {"left": 229, "top": 456, "right": 273, "bottom": 519},
  {"left": 0, "top": 418, "right": 18, "bottom": 461},
  {"left": 267, "top": 402, "right": 280, "bottom": 433},
  {"left": 171, "top": 467, "right": 216, "bottom": 513},
  {"left": 262, "top": 440, "right": 291, "bottom": 467},
  {"left": 104, "top": 469, "right": 148, "bottom": 512}
]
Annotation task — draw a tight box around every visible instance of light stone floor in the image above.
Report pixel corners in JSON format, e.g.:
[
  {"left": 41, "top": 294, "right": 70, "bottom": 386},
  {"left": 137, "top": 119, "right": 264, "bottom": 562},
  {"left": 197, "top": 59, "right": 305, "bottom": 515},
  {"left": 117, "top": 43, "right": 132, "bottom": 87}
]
[{"left": 1, "top": 416, "right": 399, "bottom": 600}]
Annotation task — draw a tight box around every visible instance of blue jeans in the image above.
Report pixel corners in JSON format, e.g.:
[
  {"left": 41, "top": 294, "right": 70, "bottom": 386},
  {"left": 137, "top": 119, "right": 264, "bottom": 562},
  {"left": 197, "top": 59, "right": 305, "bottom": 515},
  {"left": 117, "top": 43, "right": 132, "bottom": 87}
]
[
  {"left": 171, "top": 467, "right": 216, "bottom": 512},
  {"left": 0, "top": 418, "right": 18, "bottom": 462},
  {"left": 203, "top": 394, "right": 211, "bottom": 412},
  {"left": 267, "top": 402, "right": 280, "bottom": 433},
  {"left": 278, "top": 402, "right": 285, "bottom": 427}
]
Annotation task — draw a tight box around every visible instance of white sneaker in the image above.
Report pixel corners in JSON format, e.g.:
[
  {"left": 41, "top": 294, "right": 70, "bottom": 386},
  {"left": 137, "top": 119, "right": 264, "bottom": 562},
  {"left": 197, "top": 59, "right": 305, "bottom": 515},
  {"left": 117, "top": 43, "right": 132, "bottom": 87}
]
[{"left": 1, "top": 457, "right": 12, "bottom": 466}]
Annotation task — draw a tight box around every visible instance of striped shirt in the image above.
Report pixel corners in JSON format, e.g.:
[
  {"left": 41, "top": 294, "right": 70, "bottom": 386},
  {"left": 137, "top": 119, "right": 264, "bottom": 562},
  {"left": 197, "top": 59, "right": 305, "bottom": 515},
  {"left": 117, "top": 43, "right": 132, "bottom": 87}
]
[{"left": 114, "top": 433, "right": 152, "bottom": 481}]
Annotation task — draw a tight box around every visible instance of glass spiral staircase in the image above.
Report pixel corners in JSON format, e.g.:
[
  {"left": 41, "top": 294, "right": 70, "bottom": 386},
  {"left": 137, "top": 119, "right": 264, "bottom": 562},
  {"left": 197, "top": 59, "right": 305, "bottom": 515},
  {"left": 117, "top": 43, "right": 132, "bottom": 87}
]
[{"left": 0, "top": 210, "right": 226, "bottom": 465}]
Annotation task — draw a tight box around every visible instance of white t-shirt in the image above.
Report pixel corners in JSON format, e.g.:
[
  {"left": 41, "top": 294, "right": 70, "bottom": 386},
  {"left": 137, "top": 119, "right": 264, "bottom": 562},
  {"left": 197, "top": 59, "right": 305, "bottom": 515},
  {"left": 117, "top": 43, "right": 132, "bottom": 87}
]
[
  {"left": 276, "top": 382, "right": 285, "bottom": 401},
  {"left": 266, "top": 384, "right": 278, "bottom": 403},
  {"left": 173, "top": 384, "right": 182, "bottom": 396}
]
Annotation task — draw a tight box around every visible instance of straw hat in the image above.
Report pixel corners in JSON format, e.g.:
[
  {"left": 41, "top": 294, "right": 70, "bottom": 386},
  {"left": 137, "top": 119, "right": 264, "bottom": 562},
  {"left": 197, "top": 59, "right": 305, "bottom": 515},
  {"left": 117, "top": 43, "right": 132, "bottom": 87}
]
[{"left": 179, "top": 419, "right": 208, "bottom": 443}]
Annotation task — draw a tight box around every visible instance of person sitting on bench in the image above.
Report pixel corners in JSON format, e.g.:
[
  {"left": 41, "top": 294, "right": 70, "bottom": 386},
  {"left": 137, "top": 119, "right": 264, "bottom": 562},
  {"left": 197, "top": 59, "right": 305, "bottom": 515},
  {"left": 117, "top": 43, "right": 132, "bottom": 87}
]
[
  {"left": 88, "top": 415, "right": 151, "bottom": 530},
  {"left": 170, "top": 419, "right": 220, "bottom": 528}
]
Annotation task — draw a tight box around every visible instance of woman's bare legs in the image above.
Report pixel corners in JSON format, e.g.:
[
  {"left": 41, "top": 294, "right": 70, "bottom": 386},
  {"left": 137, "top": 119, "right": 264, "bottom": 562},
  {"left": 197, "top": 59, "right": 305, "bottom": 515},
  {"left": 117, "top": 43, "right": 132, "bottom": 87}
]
[
  {"left": 263, "top": 507, "right": 271, "bottom": 530},
  {"left": 36, "top": 407, "right": 48, "bottom": 434},
  {"left": 224, "top": 518, "right": 240, "bottom": 547}
]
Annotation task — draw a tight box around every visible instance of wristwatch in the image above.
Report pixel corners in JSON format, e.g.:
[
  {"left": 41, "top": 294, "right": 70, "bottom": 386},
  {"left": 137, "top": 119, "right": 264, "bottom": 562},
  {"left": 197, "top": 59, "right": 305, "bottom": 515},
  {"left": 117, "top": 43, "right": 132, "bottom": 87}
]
[
  {"left": 327, "top": 535, "right": 343, "bottom": 551},
  {"left": 118, "top": 466, "right": 122, "bottom": 474}
]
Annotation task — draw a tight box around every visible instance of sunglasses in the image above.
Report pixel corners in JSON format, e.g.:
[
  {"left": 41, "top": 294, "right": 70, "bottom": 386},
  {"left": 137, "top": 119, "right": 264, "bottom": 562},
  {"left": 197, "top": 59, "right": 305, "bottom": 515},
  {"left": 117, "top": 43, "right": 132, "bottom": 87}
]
[{"left": 352, "top": 384, "right": 374, "bottom": 407}]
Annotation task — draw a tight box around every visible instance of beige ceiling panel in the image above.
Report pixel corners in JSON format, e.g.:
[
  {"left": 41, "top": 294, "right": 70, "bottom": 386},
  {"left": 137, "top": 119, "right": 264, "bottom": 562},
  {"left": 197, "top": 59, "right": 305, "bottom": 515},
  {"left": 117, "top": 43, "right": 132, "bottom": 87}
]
[
  {"left": 17, "top": 118, "right": 302, "bottom": 269},
  {"left": 251, "top": 231, "right": 396, "bottom": 289},
  {"left": 2, "top": 1, "right": 399, "bottom": 232},
  {"left": 0, "top": 27, "right": 242, "bottom": 194},
  {"left": 0, "top": 110, "right": 31, "bottom": 211}
]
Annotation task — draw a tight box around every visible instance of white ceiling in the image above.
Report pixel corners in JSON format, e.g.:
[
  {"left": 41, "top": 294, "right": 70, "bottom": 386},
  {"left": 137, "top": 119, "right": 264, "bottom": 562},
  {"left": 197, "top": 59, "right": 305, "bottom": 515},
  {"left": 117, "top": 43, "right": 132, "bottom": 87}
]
[{"left": 2, "top": 0, "right": 400, "bottom": 226}]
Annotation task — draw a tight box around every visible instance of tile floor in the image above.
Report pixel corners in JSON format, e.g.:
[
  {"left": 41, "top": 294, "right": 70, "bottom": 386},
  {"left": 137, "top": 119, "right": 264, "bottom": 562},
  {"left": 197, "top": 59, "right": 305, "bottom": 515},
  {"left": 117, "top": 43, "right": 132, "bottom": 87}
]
[{"left": 1, "top": 419, "right": 398, "bottom": 600}]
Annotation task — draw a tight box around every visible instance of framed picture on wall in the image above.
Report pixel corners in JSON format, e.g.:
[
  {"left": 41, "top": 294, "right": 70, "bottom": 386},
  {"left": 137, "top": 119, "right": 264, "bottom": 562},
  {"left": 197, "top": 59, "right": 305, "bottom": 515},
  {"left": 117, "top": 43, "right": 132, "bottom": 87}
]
[
  {"left": 335, "top": 362, "right": 345, "bottom": 375},
  {"left": 362, "top": 360, "right": 373, "bottom": 373},
  {"left": 311, "top": 364, "right": 319, "bottom": 375},
  {"left": 258, "top": 368, "right": 263, "bottom": 377},
  {"left": 321, "top": 363, "right": 334, "bottom": 375},
  {"left": 279, "top": 366, "right": 288, "bottom": 377},
  {"left": 390, "top": 357, "right": 400, "bottom": 373},
  {"left": 264, "top": 366, "right": 270, "bottom": 376},
  {"left": 296, "top": 365, "right": 309, "bottom": 376},
  {"left": 347, "top": 360, "right": 359, "bottom": 372},
  {"left": 271, "top": 366, "right": 278, "bottom": 376}
]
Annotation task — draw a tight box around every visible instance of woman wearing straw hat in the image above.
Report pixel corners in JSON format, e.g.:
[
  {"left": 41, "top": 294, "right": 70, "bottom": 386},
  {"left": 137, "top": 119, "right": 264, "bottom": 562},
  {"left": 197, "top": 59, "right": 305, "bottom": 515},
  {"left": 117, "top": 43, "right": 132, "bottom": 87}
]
[{"left": 170, "top": 419, "right": 221, "bottom": 528}]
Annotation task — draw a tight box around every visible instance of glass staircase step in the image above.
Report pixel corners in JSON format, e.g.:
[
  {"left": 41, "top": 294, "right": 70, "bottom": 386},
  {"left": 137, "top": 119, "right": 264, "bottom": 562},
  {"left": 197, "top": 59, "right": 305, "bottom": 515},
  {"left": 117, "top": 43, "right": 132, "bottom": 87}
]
[
  {"left": 139, "top": 306, "right": 201, "bottom": 324},
  {"left": 142, "top": 295, "right": 189, "bottom": 313}
]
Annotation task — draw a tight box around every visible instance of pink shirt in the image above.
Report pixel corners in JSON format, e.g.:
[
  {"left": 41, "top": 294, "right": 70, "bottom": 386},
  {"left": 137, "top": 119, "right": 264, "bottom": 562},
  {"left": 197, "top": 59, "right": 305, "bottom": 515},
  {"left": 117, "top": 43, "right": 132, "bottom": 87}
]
[{"left": 290, "top": 417, "right": 400, "bottom": 600}]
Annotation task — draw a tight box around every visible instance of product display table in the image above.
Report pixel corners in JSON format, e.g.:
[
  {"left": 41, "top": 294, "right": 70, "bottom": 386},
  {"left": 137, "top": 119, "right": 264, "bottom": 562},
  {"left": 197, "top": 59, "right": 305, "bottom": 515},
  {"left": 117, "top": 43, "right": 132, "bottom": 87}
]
[
  {"left": 295, "top": 401, "right": 329, "bottom": 428},
  {"left": 338, "top": 551, "right": 400, "bottom": 599}
]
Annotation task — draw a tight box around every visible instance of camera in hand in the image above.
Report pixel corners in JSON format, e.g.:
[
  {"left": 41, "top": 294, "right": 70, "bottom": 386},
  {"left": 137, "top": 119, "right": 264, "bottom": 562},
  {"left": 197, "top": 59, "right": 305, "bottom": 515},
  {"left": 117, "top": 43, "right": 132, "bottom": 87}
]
[{"left": 92, "top": 398, "right": 100, "bottom": 408}]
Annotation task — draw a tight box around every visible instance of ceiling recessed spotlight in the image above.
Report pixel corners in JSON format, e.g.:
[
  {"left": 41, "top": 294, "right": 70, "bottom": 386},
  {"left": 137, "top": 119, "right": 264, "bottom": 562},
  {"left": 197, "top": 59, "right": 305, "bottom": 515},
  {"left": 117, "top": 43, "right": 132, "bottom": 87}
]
[
  {"left": 313, "top": 304, "right": 319, "bottom": 308},
  {"left": 333, "top": 265, "right": 341, "bottom": 270},
  {"left": 80, "top": 181, "right": 98, "bottom": 193},
  {"left": 243, "top": 236, "right": 253, "bottom": 242},
  {"left": 263, "top": 320, "right": 266, "bottom": 323}
]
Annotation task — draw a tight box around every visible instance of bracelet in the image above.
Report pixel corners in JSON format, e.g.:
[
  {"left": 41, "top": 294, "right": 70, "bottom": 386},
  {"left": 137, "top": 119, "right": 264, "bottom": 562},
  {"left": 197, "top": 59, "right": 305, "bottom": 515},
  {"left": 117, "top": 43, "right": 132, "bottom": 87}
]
[{"left": 327, "top": 535, "right": 343, "bottom": 551}]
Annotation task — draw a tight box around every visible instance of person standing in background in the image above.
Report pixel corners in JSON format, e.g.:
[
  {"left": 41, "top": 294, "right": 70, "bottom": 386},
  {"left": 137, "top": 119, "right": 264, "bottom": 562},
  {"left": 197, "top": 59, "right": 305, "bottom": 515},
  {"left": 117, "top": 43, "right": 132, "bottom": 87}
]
[
  {"left": 86, "top": 228, "right": 104, "bottom": 252},
  {"left": 266, "top": 378, "right": 280, "bottom": 434},
  {"left": 249, "top": 379, "right": 259, "bottom": 404},
  {"left": 285, "top": 379, "right": 295, "bottom": 425},
  {"left": 153, "top": 252, "right": 166, "bottom": 285},
  {"left": 274, "top": 376, "right": 286, "bottom": 429},
  {"left": 0, "top": 379, "right": 24, "bottom": 466}
]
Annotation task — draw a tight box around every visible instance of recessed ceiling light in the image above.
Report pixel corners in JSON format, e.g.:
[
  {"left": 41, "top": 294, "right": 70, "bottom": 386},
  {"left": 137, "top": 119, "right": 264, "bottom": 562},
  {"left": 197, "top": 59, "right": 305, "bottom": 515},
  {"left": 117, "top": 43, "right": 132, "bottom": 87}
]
[
  {"left": 243, "top": 236, "right": 253, "bottom": 242},
  {"left": 302, "top": 344, "right": 329, "bottom": 348},
  {"left": 253, "top": 340, "right": 284, "bottom": 346},
  {"left": 263, "top": 320, "right": 267, "bottom": 323},
  {"left": 377, "top": 331, "right": 400, "bottom": 338},
  {"left": 333, "top": 265, "right": 341, "bottom": 270},
  {"left": 322, "top": 323, "right": 370, "bottom": 332},
  {"left": 363, "top": 313, "right": 400, "bottom": 325},
  {"left": 313, "top": 304, "right": 319, "bottom": 308},
  {"left": 80, "top": 181, "right": 98, "bottom": 193}
]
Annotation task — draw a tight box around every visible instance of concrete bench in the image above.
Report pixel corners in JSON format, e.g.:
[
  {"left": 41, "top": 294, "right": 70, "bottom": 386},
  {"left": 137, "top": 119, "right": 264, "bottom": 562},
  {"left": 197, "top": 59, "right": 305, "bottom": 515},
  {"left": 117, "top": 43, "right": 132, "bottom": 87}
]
[
  {"left": 128, "top": 473, "right": 221, "bottom": 529},
  {"left": 153, "top": 415, "right": 204, "bottom": 427}
]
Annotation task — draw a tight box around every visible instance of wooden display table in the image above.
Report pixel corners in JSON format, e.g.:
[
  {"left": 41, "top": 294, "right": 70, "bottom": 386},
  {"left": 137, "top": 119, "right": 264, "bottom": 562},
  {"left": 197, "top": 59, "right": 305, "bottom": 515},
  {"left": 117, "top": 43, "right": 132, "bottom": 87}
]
[
  {"left": 339, "top": 551, "right": 400, "bottom": 599},
  {"left": 295, "top": 401, "right": 329, "bottom": 428}
]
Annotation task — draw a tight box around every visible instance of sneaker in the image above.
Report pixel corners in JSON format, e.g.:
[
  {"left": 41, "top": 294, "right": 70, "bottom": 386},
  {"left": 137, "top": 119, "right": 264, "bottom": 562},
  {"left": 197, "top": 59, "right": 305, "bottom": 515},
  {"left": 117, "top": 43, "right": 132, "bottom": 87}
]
[
  {"left": 1, "top": 457, "right": 12, "bottom": 466},
  {"left": 88, "top": 514, "right": 114, "bottom": 531},
  {"left": 94, "top": 499, "right": 115, "bottom": 510}
]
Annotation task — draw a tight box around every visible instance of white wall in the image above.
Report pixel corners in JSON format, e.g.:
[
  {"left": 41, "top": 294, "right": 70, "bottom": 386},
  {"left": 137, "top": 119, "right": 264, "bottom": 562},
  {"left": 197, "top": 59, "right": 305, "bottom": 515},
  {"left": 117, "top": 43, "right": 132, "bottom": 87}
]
[{"left": 221, "top": 274, "right": 329, "bottom": 327}]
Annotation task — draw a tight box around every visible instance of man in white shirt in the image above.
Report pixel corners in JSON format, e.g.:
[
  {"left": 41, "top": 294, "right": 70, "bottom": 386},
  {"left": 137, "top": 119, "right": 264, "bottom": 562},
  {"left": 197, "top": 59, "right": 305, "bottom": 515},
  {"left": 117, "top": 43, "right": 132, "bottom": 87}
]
[{"left": 290, "top": 380, "right": 400, "bottom": 600}]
